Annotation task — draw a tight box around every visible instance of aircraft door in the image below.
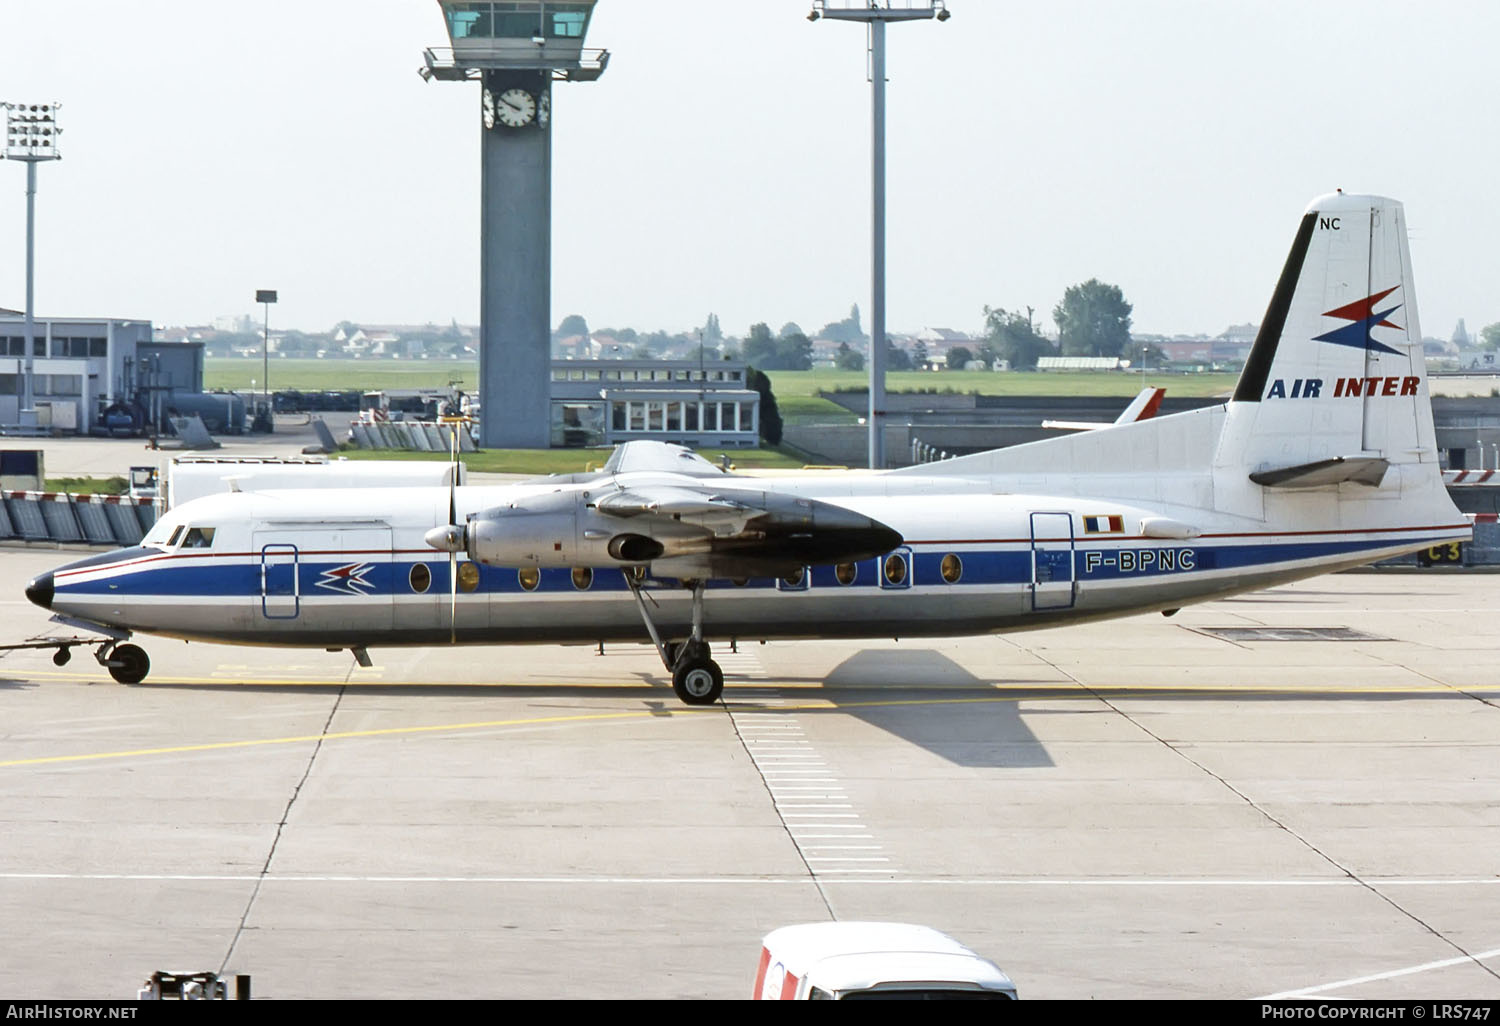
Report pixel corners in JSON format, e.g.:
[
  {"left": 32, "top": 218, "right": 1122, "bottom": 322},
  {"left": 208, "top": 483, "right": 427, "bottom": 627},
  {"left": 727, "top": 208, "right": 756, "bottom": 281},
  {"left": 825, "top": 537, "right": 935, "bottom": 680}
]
[
  {"left": 1029, "top": 512, "right": 1075, "bottom": 611},
  {"left": 254, "top": 527, "right": 395, "bottom": 629},
  {"left": 258, "top": 539, "right": 300, "bottom": 620}
]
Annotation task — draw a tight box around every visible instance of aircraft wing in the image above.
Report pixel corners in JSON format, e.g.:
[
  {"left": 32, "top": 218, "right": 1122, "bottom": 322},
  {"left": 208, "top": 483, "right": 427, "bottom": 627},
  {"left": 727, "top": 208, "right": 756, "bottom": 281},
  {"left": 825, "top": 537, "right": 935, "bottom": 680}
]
[{"left": 455, "top": 477, "right": 904, "bottom": 581}]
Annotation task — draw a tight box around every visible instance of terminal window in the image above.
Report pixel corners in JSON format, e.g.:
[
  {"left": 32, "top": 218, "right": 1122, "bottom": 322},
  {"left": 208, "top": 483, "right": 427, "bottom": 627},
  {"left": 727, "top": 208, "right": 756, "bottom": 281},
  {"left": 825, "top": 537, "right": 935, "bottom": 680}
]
[
  {"left": 41, "top": 375, "right": 83, "bottom": 396},
  {"left": 2, "top": 337, "right": 45, "bottom": 357}
]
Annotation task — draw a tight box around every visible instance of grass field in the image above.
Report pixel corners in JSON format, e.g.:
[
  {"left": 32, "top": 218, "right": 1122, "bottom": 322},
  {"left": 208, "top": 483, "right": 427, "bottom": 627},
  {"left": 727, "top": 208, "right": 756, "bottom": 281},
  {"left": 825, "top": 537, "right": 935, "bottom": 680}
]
[
  {"left": 760, "top": 367, "right": 1239, "bottom": 399},
  {"left": 207, "top": 358, "right": 1239, "bottom": 406},
  {"left": 205, "top": 358, "right": 477, "bottom": 393}
]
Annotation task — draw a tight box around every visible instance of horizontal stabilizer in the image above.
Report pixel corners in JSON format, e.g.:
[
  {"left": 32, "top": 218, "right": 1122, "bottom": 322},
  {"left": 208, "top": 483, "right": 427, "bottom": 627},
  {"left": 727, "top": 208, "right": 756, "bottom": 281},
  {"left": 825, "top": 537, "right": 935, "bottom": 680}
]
[
  {"left": 1249, "top": 456, "right": 1390, "bottom": 489},
  {"left": 1042, "top": 386, "right": 1166, "bottom": 432}
]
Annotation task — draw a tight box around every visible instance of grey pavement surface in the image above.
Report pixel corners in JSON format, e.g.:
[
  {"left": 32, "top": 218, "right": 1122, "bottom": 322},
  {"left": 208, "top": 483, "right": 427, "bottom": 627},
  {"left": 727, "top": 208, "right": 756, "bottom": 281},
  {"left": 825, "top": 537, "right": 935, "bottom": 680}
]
[
  {"left": 7, "top": 414, "right": 337, "bottom": 479},
  {"left": 0, "top": 552, "right": 1496, "bottom": 1000},
  {"left": 9, "top": 414, "right": 525, "bottom": 487}
]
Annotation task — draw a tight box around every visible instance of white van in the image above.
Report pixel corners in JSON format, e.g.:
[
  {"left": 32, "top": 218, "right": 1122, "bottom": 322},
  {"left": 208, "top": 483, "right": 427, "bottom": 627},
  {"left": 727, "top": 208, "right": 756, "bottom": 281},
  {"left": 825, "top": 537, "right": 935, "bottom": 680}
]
[{"left": 753, "top": 922, "right": 1017, "bottom": 1001}]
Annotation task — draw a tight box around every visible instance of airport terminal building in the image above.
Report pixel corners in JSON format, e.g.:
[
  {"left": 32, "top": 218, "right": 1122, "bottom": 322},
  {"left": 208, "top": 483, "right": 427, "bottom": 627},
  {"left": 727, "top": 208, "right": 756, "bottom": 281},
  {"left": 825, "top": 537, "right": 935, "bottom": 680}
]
[
  {"left": 0, "top": 314, "right": 153, "bottom": 433},
  {"left": 549, "top": 359, "right": 760, "bottom": 448}
]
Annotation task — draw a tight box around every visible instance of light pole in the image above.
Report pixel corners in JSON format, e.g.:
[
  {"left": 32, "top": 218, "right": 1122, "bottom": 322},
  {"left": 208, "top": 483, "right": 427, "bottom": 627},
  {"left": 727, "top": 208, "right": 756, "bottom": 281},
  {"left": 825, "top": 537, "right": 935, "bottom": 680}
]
[
  {"left": 2, "top": 102, "right": 62, "bottom": 426},
  {"left": 256, "top": 289, "right": 277, "bottom": 428},
  {"left": 808, "top": 0, "right": 949, "bottom": 469}
]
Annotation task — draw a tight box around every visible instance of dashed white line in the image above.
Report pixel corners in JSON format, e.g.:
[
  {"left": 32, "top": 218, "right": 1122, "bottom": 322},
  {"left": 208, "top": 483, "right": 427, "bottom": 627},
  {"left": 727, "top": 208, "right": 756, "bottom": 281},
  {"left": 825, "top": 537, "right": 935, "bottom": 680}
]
[{"left": 729, "top": 684, "right": 896, "bottom": 876}]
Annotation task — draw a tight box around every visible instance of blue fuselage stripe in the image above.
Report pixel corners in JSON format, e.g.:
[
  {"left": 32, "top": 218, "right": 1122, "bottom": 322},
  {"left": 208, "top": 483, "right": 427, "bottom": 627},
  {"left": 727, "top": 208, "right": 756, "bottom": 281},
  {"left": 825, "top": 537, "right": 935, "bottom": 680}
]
[{"left": 55, "top": 536, "right": 1418, "bottom": 600}]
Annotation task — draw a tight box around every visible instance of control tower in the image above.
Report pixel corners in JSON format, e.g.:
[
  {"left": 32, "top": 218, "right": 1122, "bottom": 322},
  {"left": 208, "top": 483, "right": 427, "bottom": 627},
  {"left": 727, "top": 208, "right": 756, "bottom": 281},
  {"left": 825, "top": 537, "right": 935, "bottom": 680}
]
[{"left": 422, "top": 2, "right": 610, "bottom": 448}]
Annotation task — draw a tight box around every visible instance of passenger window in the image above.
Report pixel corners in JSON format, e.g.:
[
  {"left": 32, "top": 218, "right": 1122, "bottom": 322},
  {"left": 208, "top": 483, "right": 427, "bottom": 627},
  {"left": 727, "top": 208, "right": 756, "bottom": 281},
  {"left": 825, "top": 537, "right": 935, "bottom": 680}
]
[
  {"left": 940, "top": 553, "right": 963, "bottom": 583},
  {"left": 182, "top": 527, "right": 216, "bottom": 549},
  {"left": 881, "top": 551, "right": 911, "bottom": 588},
  {"left": 457, "top": 562, "right": 481, "bottom": 593},
  {"left": 409, "top": 563, "right": 432, "bottom": 594}
]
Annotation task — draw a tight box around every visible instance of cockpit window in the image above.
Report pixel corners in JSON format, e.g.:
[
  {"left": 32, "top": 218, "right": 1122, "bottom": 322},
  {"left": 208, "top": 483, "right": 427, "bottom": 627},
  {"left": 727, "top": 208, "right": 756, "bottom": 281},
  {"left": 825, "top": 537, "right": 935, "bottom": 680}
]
[
  {"left": 182, "top": 527, "right": 215, "bottom": 549},
  {"left": 166, "top": 525, "right": 185, "bottom": 547}
]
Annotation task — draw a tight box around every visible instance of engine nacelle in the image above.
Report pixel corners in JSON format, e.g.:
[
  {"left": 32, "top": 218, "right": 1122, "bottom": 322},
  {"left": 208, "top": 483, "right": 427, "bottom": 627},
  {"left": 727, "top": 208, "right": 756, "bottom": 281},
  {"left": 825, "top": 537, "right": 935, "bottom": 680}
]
[
  {"left": 467, "top": 492, "right": 595, "bottom": 567},
  {"left": 464, "top": 491, "right": 691, "bottom": 568}
]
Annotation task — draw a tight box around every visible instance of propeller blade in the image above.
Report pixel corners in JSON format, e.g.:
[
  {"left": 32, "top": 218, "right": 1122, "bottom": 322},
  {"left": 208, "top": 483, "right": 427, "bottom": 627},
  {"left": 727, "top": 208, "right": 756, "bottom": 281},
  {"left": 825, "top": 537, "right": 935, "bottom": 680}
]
[{"left": 445, "top": 417, "right": 461, "bottom": 645}]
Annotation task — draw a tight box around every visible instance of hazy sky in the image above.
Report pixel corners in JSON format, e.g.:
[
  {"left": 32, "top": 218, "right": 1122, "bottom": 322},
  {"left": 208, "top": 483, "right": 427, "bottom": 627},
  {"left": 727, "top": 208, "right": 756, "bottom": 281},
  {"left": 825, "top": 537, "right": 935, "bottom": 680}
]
[{"left": 1, "top": 0, "right": 1497, "bottom": 340}]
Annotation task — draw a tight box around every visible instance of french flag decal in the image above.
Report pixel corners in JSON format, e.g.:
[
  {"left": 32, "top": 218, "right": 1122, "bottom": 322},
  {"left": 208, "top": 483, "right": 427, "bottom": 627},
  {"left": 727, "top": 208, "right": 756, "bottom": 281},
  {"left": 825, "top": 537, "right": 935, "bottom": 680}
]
[{"left": 1083, "top": 515, "right": 1124, "bottom": 534}]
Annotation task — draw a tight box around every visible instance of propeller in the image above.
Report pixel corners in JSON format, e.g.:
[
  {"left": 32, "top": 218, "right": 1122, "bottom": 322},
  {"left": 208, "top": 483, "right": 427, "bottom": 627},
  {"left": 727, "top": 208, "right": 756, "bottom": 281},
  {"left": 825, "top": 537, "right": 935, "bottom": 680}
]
[
  {"left": 421, "top": 417, "right": 467, "bottom": 644},
  {"left": 447, "top": 419, "right": 459, "bottom": 644}
]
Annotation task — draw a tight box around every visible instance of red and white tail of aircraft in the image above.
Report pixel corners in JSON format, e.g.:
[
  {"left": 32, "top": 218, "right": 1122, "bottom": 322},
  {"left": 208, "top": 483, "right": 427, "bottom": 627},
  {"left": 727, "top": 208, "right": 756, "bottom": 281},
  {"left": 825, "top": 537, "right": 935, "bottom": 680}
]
[{"left": 1041, "top": 385, "right": 1167, "bottom": 432}]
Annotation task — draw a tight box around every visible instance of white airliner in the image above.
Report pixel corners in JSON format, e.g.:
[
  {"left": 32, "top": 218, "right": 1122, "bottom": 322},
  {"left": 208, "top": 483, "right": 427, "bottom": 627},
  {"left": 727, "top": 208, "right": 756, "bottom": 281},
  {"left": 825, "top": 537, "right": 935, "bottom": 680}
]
[{"left": 23, "top": 193, "right": 1470, "bottom": 705}]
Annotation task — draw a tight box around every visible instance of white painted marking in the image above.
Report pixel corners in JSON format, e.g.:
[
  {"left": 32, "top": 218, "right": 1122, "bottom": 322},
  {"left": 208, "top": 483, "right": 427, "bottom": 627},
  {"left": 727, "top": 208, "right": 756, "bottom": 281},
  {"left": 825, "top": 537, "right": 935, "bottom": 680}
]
[
  {"left": 806, "top": 857, "right": 892, "bottom": 863},
  {"left": 6, "top": 871, "right": 1466, "bottom": 888},
  {"left": 774, "top": 796, "right": 847, "bottom": 802},
  {"left": 1259, "top": 946, "right": 1500, "bottom": 999},
  {"left": 791, "top": 834, "right": 875, "bottom": 839}
]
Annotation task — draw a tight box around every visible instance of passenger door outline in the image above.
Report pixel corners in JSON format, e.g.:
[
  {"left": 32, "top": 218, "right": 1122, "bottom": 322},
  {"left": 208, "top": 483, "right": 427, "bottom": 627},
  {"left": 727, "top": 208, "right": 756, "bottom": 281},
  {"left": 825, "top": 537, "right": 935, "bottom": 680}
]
[
  {"left": 259, "top": 542, "right": 300, "bottom": 620},
  {"left": 1029, "top": 512, "right": 1075, "bottom": 610}
]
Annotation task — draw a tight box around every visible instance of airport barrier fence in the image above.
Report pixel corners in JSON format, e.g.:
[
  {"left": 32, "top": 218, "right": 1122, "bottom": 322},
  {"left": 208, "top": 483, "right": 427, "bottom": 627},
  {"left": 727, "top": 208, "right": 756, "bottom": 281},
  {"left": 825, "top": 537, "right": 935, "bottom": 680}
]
[
  {"left": 0, "top": 490, "right": 158, "bottom": 547},
  {"left": 346, "top": 420, "right": 476, "bottom": 453}
]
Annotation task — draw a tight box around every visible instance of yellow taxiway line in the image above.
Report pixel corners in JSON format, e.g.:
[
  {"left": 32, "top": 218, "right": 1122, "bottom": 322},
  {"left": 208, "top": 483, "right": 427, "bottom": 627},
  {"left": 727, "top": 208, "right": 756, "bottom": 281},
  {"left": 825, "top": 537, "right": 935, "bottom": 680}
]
[{"left": 2, "top": 683, "right": 1496, "bottom": 770}]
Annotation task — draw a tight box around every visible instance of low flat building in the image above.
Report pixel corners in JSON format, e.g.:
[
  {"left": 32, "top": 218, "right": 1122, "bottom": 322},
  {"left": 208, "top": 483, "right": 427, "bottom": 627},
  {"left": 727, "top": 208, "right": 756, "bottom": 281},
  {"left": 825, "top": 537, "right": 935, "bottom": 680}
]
[
  {"left": 549, "top": 359, "right": 760, "bottom": 448},
  {"left": 0, "top": 315, "right": 153, "bottom": 433}
]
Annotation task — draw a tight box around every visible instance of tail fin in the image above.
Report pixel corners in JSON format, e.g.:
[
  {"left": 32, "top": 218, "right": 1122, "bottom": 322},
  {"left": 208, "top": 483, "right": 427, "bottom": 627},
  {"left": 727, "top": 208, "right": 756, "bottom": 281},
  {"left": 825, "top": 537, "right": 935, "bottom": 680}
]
[
  {"left": 1041, "top": 386, "right": 1166, "bottom": 432},
  {"left": 1216, "top": 192, "right": 1438, "bottom": 478},
  {"left": 1116, "top": 386, "right": 1166, "bottom": 425}
]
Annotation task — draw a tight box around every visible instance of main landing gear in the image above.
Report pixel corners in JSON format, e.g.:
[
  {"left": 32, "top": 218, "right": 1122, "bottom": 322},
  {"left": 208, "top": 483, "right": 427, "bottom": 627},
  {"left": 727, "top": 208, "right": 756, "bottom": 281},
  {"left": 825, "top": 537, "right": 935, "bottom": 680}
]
[{"left": 628, "top": 577, "right": 723, "bottom": 706}]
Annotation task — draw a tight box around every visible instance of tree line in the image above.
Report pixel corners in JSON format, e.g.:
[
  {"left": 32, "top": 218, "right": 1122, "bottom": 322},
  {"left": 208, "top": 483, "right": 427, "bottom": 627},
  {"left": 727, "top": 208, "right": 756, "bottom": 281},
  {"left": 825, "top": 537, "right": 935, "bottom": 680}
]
[{"left": 554, "top": 278, "right": 1137, "bottom": 373}]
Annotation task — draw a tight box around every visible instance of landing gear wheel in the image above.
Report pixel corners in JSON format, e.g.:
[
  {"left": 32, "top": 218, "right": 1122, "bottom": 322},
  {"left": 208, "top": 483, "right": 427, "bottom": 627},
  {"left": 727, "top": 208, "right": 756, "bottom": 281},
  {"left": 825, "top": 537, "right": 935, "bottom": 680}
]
[
  {"left": 108, "top": 644, "right": 150, "bottom": 685},
  {"left": 672, "top": 659, "right": 723, "bottom": 706}
]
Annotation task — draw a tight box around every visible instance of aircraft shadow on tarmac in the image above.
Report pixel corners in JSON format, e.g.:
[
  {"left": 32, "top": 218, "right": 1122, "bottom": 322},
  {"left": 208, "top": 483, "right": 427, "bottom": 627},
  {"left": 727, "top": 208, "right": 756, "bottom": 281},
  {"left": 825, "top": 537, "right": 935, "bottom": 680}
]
[{"left": 780, "top": 649, "right": 1057, "bottom": 769}]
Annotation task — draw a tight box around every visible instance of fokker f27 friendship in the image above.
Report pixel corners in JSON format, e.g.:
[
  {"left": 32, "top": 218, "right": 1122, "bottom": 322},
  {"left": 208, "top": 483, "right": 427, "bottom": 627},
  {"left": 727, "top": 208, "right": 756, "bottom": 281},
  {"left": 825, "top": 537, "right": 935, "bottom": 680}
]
[{"left": 23, "top": 193, "right": 1471, "bottom": 704}]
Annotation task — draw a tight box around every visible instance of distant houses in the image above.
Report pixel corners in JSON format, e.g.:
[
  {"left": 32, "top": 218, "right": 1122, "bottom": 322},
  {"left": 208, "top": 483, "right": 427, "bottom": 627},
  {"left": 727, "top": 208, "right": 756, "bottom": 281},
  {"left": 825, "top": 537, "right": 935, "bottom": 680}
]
[{"left": 163, "top": 315, "right": 1374, "bottom": 376}]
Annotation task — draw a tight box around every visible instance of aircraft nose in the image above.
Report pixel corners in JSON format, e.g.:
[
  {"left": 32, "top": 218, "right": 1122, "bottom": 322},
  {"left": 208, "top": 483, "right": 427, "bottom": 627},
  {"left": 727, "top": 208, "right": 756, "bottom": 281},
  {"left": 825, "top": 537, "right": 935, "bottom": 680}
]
[{"left": 25, "top": 572, "right": 54, "bottom": 610}]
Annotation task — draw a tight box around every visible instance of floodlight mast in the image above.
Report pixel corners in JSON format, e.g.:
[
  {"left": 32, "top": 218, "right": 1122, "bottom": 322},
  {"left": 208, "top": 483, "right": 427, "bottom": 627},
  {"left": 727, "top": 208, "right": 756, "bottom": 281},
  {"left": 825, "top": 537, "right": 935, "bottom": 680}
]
[
  {"left": 2, "top": 102, "right": 62, "bottom": 423},
  {"left": 808, "top": 2, "right": 948, "bottom": 470}
]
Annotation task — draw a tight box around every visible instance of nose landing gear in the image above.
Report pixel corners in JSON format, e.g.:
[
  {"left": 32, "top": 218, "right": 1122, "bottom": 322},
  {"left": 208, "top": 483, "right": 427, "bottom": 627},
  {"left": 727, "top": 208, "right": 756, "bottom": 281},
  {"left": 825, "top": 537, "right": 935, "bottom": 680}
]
[{"left": 96, "top": 641, "right": 151, "bottom": 685}]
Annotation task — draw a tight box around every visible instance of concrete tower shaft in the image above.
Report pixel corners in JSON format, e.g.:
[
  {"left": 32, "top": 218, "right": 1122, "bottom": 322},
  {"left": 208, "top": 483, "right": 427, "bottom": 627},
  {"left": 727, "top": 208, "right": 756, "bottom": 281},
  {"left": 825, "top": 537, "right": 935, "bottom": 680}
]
[{"left": 422, "top": 1, "right": 609, "bottom": 449}]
